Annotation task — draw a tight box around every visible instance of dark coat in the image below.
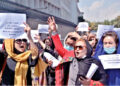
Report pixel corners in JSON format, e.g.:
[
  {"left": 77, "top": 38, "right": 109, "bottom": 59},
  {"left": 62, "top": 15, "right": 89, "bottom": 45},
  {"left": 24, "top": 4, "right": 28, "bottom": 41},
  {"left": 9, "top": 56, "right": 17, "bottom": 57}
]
[
  {"left": 68, "top": 40, "right": 107, "bottom": 86},
  {"left": 1, "top": 54, "right": 38, "bottom": 85}
]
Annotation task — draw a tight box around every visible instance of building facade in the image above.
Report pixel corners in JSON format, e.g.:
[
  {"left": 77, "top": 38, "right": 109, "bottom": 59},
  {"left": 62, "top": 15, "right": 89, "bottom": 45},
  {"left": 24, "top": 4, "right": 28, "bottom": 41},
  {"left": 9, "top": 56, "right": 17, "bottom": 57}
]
[{"left": 0, "top": 0, "right": 83, "bottom": 40}]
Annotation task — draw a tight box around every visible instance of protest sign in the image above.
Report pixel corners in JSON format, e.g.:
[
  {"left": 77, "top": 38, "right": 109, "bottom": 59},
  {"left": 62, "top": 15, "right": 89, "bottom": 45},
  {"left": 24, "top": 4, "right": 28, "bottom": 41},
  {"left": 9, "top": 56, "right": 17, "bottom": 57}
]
[
  {"left": 38, "top": 24, "right": 58, "bottom": 33},
  {"left": 38, "top": 24, "right": 49, "bottom": 34},
  {"left": 96, "top": 25, "right": 114, "bottom": 39},
  {"left": 77, "top": 22, "right": 89, "bottom": 32},
  {"left": 0, "top": 13, "right": 26, "bottom": 39},
  {"left": 31, "top": 30, "right": 38, "bottom": 42},
  {"left": 113, "top": 28, "right": 120, "bottom": 32},
  {"left": 0, "top": 44, "right": 2, "bottom": 50},
  {"left": 99, "top": 54, "right": 120, "bottom": 69},
  {"left": 113, "top": 28, "right": 120, "bottom": 38}
]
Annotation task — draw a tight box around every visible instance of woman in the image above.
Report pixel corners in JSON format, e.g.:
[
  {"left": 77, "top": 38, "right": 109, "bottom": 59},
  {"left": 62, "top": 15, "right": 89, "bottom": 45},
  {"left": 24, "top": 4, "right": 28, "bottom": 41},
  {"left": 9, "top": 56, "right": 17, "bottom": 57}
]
[
  {"left": 47, "top": 17, "right": 80, "bottom": 86},
  {"left": 68, "top": 38, "right": 106, "bottom": 86},
  {"left": 48, "top": 16, "right": 106, "bottom": 86},
  {"left": 94, "top": 31, "right": 120, "bottom": 85},
  {"left": 35, "top": 34, "right": 59, "bottom": 85},
  {"left": 63, "top": 32, "right": 78, "bottom": 51},
  {"left": 88, "top": 32, "right": 98, "bottom": 56},
  {"left": 0, "top": 23, "right": 48, "bottom": 85}
]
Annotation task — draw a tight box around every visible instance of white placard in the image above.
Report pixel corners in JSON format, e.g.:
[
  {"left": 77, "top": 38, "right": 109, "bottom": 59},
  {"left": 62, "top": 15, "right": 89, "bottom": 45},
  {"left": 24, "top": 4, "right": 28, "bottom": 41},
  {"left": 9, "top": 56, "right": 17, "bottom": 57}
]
[
  {"left": 113, "top": 28, "right": 120, "bottom": 37},
  {"left": 0, "top": 44, "right": 2, "bottom": 50},
  {"left": 38, "top": 24, "right": 49, "bottom": 34},
  {"left": 44, "top": 52, "right": 62, "bottom": 68},
  {"left": 98, "top": 54, "right": 120, "bottom": 69},
  {"left": 15, "top": 32, "right": 28, "bottom": 39},
  {"left": 86, "top": 63, "right": 98, "bottom": 79},
  {"left": 77, "top": 22, "right": 89, "bottom": 31},
  {"left": 96, "top": 25, "right": 114, "bottom": 39},
  {"left": 0, "top": 13, "right": 26, "bottom": 39},
  {"left": 113, "top": 28, "right": 120, "bottom": 32},
  {"left": 31, "top": 30, "right": 38, "bottom": 42}
]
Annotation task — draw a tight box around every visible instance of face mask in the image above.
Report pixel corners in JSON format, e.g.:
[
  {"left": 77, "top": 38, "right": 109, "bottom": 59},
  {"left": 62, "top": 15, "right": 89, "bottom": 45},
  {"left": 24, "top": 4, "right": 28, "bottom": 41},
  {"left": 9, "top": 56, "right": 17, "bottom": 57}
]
[
  {"left": 104, "top": 46, "right": 116, "bottom": 54},
  {"left": 64, "top": 45, "right": 74, "bottom": 51}
]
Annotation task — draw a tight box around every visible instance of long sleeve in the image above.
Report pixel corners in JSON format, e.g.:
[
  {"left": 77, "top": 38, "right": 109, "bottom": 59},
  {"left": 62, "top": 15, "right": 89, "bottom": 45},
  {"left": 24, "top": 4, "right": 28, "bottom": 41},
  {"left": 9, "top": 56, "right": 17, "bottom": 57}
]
[
  {"left": 51, "top": 34, "right": 68, "bottom": 57},
  {"left": 91, "top": 59, "right": 107, "bottom": 85},
  {"left": 51, "top": 34, "right": 75, "bottom": 59},
  {"left": 90, "top": 80, "right": 104, "bottom": 86}
]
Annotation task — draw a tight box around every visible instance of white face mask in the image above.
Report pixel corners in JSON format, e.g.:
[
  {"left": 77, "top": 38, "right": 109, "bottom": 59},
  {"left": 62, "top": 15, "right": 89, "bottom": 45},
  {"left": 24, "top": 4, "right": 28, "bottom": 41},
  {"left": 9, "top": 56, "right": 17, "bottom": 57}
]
[{"left": 104, "top": 46, "right": 116, "bottom": 54}]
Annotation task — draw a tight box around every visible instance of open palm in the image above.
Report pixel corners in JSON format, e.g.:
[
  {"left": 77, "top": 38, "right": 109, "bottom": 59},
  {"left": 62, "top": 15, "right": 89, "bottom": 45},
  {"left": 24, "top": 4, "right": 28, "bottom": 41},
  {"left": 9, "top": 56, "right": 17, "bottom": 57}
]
[{"left": 47, "top": 16, "right": 57, "bottom": 32}]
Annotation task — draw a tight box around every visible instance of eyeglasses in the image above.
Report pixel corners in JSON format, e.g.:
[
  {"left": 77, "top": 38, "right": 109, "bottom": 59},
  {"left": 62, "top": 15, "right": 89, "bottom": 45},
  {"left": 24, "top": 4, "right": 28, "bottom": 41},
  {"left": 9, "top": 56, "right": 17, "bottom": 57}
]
[
  {"left": 15, "top": 39, "right": 27, "bottom": 44},
  {"left": 74, "top": 45, "right": 86, "bottom": 50}
]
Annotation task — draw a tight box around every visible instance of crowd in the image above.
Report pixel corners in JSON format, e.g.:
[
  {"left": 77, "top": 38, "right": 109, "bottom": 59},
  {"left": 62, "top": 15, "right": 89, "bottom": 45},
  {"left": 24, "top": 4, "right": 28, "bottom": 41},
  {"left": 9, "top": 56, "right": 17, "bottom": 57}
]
[{"left": 0, "top": 16, "right": 120, "bottom": 86}]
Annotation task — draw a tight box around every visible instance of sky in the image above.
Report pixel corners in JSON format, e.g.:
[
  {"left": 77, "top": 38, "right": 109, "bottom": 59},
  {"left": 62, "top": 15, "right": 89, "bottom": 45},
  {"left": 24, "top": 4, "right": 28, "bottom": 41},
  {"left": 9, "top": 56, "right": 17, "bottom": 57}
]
[{"left": 78, "top": 0, "right": 120, "bottom": 22}]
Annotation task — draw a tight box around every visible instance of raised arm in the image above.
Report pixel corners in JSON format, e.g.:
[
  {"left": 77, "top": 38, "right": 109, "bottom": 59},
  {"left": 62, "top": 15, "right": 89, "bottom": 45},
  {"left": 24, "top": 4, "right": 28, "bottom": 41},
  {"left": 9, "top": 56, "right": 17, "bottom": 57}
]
[
  {"left": 47, "top": 17, "right": 68, "bottom": 57},
  {"left": 24, "top": 23, "right": 38, "bottom": 59},
  {"left": 34, "top": 34, "right": 46, "bottom": 49}
]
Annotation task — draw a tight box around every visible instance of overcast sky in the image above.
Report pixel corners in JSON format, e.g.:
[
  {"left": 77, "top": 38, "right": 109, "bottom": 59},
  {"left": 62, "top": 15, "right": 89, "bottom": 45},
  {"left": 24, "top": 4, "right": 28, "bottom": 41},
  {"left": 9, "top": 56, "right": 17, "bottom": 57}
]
[{"left": 78, "top": 0, "right": 120, "bottom": 22}]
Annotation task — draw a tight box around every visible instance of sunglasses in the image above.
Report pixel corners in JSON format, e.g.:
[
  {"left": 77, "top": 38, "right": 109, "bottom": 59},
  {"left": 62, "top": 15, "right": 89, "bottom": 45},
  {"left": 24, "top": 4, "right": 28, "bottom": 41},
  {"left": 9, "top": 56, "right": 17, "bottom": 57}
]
[
  {"left": 15, "top": 39, "right": 27, "bottom": 44},
  {"left": 74, "top": 45, "right": 86, "bottom": 50}
]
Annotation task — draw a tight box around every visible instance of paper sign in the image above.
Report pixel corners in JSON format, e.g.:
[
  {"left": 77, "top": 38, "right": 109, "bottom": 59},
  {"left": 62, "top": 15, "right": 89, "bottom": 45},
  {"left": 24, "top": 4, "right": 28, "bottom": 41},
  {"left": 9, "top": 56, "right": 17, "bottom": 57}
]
[
  {"left": 86, "top": 63, "right": 98, "bottom": 79},
  {"left": 113, "top": 28, "right": 120, "bottom": 32},
  {"left": 39, "top": 33, "right": 49, "bottom": 41},
  {"left": 98, "top": 54, "right": 120, "bottom": 69},
  {"left": 38, "top": 24, "right": 49, "bottom": 34},
  {"left": 77, "top": 22, "right": 89, "bottom": 31},
  {"left": 0, "top": 44, "right": 2, "bottom": 50},
  {"left": 113, "top": 28, "right": 120, "bottom": 38},
  {"left": 0, "top": 13, "right": 26, "bottom": 39},
  {"left": 15, "top": 31, "right": 27, "bottom": 39},
  {"left": 44, "top": 52, "right": 62, "bottom": 68},
  {"left": 96, "top": 25, "right": 114, "bottom": 39},
  {"left": 31, "top": 30, "right": 38, "bottom": 42}
]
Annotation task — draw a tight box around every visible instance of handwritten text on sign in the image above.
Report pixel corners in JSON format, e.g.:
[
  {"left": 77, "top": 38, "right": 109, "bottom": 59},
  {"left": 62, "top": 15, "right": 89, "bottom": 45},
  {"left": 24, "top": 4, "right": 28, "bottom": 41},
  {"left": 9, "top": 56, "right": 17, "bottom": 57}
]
[{"left": 0, "top": 13, "right": 26, "bottom": 39}]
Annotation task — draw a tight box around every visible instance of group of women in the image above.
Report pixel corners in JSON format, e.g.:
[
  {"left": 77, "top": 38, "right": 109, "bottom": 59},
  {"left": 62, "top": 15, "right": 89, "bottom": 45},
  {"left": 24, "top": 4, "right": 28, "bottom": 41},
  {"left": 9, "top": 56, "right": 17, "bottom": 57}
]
[{"left": 0, "top": 17, "right": 120, "bottom": 86}]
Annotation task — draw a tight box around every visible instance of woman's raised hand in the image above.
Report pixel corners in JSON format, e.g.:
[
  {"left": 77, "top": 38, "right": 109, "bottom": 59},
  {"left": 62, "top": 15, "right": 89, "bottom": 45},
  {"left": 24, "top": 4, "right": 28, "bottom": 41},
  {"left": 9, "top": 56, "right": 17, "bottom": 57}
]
[{"left": 47, "top": 16, "right": 57, "bottom": 32}]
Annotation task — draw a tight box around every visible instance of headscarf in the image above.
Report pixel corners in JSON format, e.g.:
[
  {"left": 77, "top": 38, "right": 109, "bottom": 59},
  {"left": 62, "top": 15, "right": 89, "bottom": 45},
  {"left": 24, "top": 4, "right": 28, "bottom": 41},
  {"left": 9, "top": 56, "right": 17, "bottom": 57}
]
[
  {"left": 94, "top": 31, "right": 120, "bottom": 59},
  {"left": 63, "top": 33, "right": 75, "bottom": 51},
  {"left": 93, "top": 31, "right": 120, "bottom": 85},
  {"left": 4, "top": 39, "right": 48, "bottom": 86}
]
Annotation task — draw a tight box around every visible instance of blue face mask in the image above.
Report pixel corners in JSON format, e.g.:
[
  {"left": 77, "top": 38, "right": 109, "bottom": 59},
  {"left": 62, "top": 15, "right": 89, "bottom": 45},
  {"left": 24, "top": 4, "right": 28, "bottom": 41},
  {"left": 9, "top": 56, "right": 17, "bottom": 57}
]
[
  {"left": 64, "top": 45, "right": 74, "bottom": 51},
  {"left": 104, "top": 46, "right": 116, "bottom": 54}
]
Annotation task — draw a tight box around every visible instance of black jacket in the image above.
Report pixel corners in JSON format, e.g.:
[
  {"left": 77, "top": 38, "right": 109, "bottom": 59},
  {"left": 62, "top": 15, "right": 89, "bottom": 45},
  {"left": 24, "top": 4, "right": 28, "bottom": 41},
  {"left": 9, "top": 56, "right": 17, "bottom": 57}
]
[
  {"left": 68, "top": 40, "right": 107, "bottom": 86},
  {"left": 1, "top": 54, "right": 38, "bottom": 85}
]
